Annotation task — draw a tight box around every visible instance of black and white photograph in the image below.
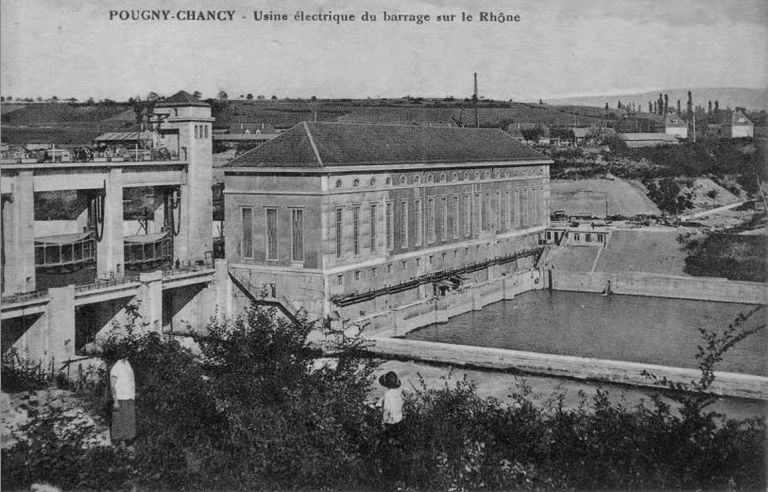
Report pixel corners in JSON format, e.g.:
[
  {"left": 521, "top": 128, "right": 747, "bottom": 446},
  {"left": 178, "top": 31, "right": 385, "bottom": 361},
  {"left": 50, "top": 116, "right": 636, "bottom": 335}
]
[{"left": 1, "top": 0, "right": 766, "bottom": 490}]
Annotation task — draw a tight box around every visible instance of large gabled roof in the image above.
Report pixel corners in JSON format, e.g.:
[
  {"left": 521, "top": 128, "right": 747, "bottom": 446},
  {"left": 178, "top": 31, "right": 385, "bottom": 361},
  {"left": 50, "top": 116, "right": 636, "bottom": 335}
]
[{"left": 225, "top": 122, "right": 549, "bottom": 168}]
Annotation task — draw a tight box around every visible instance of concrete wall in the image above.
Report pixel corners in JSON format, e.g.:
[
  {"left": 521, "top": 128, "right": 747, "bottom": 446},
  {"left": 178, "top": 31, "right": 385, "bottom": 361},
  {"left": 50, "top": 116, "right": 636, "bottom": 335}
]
[
  {"left": 359, "top": 268, "right": 542, "bottom": 338},
  {"left": 365, "top": 337, "right": 768, "bottom": 400},
  {"left": 550, "top": 270, "right": 768, "bottom": 305}
]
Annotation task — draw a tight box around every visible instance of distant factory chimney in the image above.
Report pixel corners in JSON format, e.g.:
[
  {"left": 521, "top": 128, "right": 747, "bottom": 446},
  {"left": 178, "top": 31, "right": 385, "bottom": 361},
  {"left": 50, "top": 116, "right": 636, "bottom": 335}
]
[{"left": 473, "top": 72, "right": 479, "bottom": 128}]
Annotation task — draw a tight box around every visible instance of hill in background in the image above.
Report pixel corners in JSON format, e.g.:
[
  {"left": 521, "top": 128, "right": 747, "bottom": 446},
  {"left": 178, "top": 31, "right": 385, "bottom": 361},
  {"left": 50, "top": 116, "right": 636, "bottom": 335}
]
[{"left": 548, "top": 87, "right": 768, "bottom": 111}]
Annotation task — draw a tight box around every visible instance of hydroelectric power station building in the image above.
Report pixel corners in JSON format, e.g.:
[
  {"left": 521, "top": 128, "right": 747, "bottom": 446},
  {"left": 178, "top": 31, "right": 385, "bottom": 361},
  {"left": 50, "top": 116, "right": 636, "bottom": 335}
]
[{"left": 224, "top": 122, "right": 552, "bottom": 334}]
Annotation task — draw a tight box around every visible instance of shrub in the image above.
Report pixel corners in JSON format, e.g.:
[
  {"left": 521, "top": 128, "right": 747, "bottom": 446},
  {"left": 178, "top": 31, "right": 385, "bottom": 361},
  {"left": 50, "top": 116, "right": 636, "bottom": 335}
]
[{"left": 2, "top": 304, "right": 765, "bottom": 490}]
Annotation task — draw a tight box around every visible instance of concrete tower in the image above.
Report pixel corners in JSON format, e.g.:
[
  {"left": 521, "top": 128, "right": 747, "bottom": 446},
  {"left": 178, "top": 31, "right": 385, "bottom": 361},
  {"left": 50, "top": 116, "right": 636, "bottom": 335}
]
[{"left": 154, "top": 91, "right": 214, "bottom": 263}]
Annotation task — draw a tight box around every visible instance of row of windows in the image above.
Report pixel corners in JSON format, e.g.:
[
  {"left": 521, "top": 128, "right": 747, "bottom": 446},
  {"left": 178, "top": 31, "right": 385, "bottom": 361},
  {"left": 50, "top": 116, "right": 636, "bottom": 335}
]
[
  {"left": 334, "top": 188, "right": 545, "bottom": 258},
  {"left": 333, "top": 168, "right": 545, "bottom": 189},
  {"left": 193, "top": 124, "right": 209, "bottom": 139},
  {"left": 241, "top": 207, "right": 304, "bottom": 262}
]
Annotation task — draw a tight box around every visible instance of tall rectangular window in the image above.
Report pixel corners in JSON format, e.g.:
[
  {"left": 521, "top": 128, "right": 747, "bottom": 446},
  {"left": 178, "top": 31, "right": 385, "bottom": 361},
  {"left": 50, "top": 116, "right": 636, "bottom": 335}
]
[
  {"left": 386, "top": 202, "right": 393, "bottom": 251},
  {"left": 481, "top": 194, "right": 489, "bottom": 231},
  {"left": 266, "top": 208, "right": 278, "bottom": 260},
  {"left": 520, "top": 189, "right": 526, "bottom": 227},
  {"left": 474, "top": 193, "right": 481, "bottom": 235},
  {"left": 464, "top": 193, "right": 471, "bottom": 237},
  {"left": 291, "top": 209, "right": 303, "bottom": 262},
  {"left": 400, "top": 200, "right": 409, "bottom": 249},
  {"left": 241, "top": 208, "right": 253, "bottom": 259},
  {"left": 369, "top": 203, "right": 377, "bottom": 253},
  {"left": 353, "top": 206, "right": 361, "bottom": 255},
  {"left": 440, "top": 197, "right": 448, "bottom": 241},
  {"left": 335, "top": 208, "right": 343, "bottom": 258},
  {"left": 414, "top": 199, "right": 422, "bottom": 246},
  {"left": 516, "top": 189, "right": 522, "bottom": 227},
  {"left": 452, "top": 196, "right": 459, "bottom": 239},
  {"left": 496, "top": 191, "right": 502, "bottom": 230},
  {"left": 504, "top": 190, "right": 510, "bottom": 230},
  {"left": 427, "top": 197, "right": 436, "bottom": 243}
]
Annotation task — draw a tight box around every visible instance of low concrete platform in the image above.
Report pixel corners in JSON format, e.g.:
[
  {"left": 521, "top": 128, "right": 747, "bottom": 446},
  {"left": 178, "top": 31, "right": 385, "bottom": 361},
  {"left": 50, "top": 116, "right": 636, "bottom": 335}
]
[{"left": 366, "top": 337, "right": 768, "bottom": 401}]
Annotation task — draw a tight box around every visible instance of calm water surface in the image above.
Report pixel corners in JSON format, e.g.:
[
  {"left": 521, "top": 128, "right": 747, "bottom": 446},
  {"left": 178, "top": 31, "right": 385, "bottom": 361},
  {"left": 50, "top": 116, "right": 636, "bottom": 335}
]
[{"left": 406, "top": 291, "right": 767, "bottom": 376}]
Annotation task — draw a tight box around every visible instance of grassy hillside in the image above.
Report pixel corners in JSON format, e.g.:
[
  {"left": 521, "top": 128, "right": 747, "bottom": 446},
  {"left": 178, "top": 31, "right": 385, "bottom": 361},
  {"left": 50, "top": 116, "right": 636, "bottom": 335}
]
[{"left": 550, "top": 178, "right": 662, "bottom": 217}]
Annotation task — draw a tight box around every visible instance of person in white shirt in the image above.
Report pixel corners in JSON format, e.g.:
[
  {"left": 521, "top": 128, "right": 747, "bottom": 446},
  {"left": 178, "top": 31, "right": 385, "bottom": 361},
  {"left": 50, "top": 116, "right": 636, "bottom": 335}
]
[
  {"left": 378, "top": 371, "right": 404, "bottom": 427},
  {"left": 109, "top": 348, "right": 136, "bottom": 448}
]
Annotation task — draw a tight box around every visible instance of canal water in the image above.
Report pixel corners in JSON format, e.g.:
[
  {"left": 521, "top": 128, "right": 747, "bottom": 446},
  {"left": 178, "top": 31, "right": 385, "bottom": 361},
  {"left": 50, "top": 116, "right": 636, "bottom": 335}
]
[{"left": 406, "top": 291, "right": 767, "bottom": 376}]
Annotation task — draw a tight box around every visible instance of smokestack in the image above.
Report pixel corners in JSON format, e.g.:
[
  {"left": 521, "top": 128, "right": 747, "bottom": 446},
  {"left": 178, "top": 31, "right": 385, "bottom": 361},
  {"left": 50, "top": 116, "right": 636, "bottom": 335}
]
[{"left": 473, "top": 72, "right": 479, "bottom": 128}]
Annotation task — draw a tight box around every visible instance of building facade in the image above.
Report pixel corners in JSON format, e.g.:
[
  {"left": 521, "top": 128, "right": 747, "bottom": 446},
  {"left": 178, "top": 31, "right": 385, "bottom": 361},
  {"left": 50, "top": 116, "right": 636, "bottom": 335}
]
[{"left": 224, "top": 122, "right": 552, "bottom": 326}]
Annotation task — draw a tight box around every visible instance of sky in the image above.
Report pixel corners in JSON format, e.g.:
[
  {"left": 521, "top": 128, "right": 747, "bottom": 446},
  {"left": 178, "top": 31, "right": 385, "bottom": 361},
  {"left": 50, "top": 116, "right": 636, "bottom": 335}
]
[{"left": 1, "top": 0, "right": 767, "bottom": 102}]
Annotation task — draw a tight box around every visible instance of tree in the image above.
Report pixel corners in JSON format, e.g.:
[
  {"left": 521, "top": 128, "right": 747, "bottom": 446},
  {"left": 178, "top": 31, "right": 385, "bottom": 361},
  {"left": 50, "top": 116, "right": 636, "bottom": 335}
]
[
  {"left": 218, "top": 90, "right": 228, "bottom": 100},
  {"left": 664, "top": 93, "right": 669, "bottom": 114},
  {"left": 51, "top": 96, "right": 59, "bottom": 102},
  {"left": 192, "top": 90, "right": 202, "bottom": 99},
  {"left": 246, "top": 93, "right": 254, "bottom": 100},
  {"left": 146, "top": 91, "right": 159, "bottom": 101},
  {"left": 677, "top": 99, "right": 681, "bottom": 115},
  {"left": 648, "top": 101, "right": 652, "bottom": 113},
  {"left": 271, "top": 95, "right": 278, "bottom": 100}
]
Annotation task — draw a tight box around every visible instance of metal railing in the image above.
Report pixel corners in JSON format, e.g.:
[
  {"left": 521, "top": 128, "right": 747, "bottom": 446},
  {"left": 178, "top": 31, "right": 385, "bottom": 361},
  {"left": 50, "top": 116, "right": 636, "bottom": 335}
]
[
  {"left": 161, "top": 258, "right": 215, "bottom": 280},
  {"left": 1, "top": 289, "right": 50, "bottom": 306},
  {"left": 74, "top": 275, "right": 140, "bottom": 294}
]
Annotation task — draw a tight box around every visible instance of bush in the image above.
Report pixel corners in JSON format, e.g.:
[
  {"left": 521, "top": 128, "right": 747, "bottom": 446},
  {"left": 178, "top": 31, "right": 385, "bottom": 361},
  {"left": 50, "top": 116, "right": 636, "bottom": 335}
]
[
  {"left": 3, "top": 304, "right": 765, "bottom": 490},
  {"left": 1, "top": 349, "right": 55, "bottom": 393}
]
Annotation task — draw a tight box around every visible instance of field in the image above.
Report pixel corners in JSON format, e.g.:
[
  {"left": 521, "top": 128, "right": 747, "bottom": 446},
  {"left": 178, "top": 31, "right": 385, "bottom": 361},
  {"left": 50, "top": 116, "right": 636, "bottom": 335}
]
[{"left": 550, "top": 178, "right": 662, "bottom": 217}]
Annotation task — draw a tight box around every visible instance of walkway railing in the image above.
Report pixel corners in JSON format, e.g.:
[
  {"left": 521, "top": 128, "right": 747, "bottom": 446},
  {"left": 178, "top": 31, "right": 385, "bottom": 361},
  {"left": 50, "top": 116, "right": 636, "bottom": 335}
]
[
  {"left": 161, "top": 258, "right": 215, "bottom": 280},
  {"left": 74, "top": 275, "right": 140, "bottom": 294},
  {"left": 1, "top": 289, "right": 50, "bottom": 305}
]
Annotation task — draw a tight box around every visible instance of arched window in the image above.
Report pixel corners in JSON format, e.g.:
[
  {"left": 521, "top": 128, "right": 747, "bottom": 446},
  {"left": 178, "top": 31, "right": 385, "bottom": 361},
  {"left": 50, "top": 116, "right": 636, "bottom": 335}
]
[
  {"left": 399, "top": 175, "right": 407, "bottom": 184},
  {"left": 452, "top": 172, "right": 458, "bottom": 181},
  {"left": 385, "top": 177, "right": 391, "bottom": 185},
  {"left": 335, "top": 179, "right": 343, "bottom": 189},
  {"left": 463, "top": 171, "right": 470, "bottom": 180},
  {"left": 426, "top": 174, "right": 434, "bottom": 183},
  {"left": 440, "top": 173, "right": 447, "bottom": 182},
  {"left": 474, "top": 171, "right": 481, "bottom": 179},
  {"left": 353, "top": 178, "right": 360, "bottom": 187},
  {"left": 414, "top": 175, "right": 421, "bottom": 184},
  {"left": 370, "top": 177, "right": 376, "bottom": 186},
  {"left": 484, "top": 170, "right": 491, "bottom": 179}
]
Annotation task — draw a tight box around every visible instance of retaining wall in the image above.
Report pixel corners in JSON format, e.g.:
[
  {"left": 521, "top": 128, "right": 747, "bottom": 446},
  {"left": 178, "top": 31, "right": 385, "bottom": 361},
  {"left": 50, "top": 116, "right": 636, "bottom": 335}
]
[
  {"left": 367, "top": 337, "right": 768, "bottom": 400},
  {"left": 360, "top": 269, "right": 543, "bottom": 337},
  {"left": 550, "top": 270, "right": 767, "bottom": 305}
]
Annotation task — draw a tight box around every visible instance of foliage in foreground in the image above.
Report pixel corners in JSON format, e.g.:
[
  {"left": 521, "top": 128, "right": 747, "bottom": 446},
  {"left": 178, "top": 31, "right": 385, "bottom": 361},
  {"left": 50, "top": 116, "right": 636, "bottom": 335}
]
[{"left": 2, "top": 305, "right": 765, "bottom": 491}]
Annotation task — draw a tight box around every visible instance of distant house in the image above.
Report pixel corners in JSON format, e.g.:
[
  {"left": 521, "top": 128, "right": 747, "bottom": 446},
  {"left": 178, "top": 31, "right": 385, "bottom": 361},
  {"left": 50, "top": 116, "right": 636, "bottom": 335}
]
[
  {"left": 707, "top": 110, "right": 754, "bottom": 139},
  {"left": 229, "top": 123, "right": 277, "bottom": 135},
  {"left": 504, "top": 124, "right": 525, "bottom": 141},
  {"left": 617, "top": 133, "right": 679, "bottom": 148},
  {"left": 656, "top": 114, "right": 688, "bottom": 139},
  {"left": 571, "top": 127, "right": 615, "bottom": 146},
  {"left": 213, "top": 122, "right": 279, "bottom": 145}
]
